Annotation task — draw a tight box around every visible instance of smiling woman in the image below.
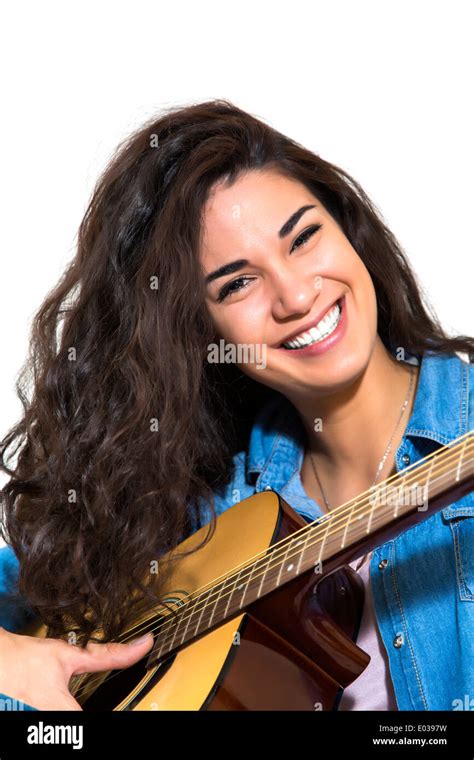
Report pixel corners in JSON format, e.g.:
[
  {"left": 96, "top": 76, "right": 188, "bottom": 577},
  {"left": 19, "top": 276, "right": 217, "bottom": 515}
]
[{"left": 0, "top": 99, "right": 473, "bottom": 711}]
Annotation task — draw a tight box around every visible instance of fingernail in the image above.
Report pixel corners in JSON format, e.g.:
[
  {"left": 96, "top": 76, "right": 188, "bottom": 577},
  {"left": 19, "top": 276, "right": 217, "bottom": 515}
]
[{"left": 129, "top": 633, "right": 152, "bottom": 646}]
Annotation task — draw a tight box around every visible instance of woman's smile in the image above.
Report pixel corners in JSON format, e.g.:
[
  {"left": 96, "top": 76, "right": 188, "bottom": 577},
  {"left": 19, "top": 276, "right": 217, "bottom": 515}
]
[{"left": 275, "top": 294, "right": 347, "bottom": 357}]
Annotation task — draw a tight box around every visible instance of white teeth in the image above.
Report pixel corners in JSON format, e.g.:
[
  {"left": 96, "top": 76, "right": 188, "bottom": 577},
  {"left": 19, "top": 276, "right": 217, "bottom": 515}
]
[{"left": 282, "top": 301, "right": 342, "bottom": 349}]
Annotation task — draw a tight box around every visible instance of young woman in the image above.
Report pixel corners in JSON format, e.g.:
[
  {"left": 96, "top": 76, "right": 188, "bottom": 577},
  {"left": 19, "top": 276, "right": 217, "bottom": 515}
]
[{"left": 1, "top": 99, "right": 473, "bottom": 711}]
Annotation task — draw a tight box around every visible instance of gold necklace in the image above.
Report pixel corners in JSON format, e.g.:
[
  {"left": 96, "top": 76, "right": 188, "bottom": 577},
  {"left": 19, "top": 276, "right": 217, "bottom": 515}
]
[
  {"left": 309, "top": 366, "right": 415, "bottom": 510},
  {"left": 308, "top": 366, "right": 416, "bottom": 568}
]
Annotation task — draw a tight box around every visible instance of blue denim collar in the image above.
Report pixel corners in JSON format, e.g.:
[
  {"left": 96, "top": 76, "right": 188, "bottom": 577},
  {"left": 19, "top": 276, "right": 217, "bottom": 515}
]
[
  {"left": 404, "top": 351, "right": 470, "bottom": 445},
  {"left": 245, "top": 350, "right": 470, "bottom": 490}
]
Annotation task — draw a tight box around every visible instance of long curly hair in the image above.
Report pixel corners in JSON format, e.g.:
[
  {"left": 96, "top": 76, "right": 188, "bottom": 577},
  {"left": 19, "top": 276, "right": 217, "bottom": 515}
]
[{"left": 1, "top": 98, "right": 473, "bottom": 646}]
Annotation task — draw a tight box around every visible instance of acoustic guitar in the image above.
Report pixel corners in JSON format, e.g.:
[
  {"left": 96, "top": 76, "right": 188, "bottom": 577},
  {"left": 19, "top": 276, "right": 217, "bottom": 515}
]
[{"left": 21, "top": 430, "right": 473, "bottom": 710}]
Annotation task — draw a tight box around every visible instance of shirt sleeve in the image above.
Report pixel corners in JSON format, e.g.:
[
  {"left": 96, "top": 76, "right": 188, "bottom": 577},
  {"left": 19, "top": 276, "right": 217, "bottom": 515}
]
[
  {"left": 0, "top": 545, "right": 39, "bottom": 633},
  {"left": 0, "top": 546, "right": 43, "bottom": 710}
]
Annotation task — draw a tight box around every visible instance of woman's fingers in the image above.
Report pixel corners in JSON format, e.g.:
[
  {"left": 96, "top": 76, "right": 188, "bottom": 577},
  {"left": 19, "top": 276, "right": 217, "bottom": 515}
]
[{"left": 66, "top": 632, "right": 154, "bottom": 676}]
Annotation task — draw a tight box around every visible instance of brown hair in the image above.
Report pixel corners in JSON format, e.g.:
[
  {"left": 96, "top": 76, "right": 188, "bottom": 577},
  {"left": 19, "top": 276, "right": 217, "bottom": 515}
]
[{"left": 1, "top": 98, "right": 473, "bottom": 645}]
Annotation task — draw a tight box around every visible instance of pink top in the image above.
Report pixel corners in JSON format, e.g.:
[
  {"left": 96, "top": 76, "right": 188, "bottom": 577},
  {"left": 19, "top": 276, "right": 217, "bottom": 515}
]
[{"left": 338, "top": 551, "right": 399, "bottom": 711}]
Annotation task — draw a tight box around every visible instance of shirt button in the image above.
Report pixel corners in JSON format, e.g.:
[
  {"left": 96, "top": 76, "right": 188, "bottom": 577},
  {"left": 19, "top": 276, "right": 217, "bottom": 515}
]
[
  {"left": 264, "top": 485, "right": 272, "bottom": 491},
  {"left": 378, "top": 559, "right": 389, "bottom": 570},
  {"left": 402, "top": 453, "right": 411, "bottom": 466},
  {"left": 393, "top": 633, "right": 405, "bottom": 648}
]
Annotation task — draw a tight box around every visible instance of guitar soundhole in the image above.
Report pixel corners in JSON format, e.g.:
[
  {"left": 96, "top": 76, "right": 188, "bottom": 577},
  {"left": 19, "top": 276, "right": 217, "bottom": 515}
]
[{"left": 75, "top": 626, "right": 176, "bottom": 710}]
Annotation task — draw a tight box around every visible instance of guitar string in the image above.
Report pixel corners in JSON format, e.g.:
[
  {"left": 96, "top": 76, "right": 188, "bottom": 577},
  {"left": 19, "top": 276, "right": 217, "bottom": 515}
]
[
  {"left": 71, "top": 443, "right": 471, "bottom": 704},
  {"left": 71, "top": 439, "right": 472, "bottom": 702},
  {"left": 71, "top": 439, "right": 472, "bottom": 704},
  {"left": 106, "top": 433, "right": 474, "bottom": 635},
  {"left": 74, "top": 437, "right": 472, "bottom": 661},
  {"left": 109, "top": 431, "right": 473, "bottom": 630},
  {"left": 124, "top": 441, "right": 473, "bottom": 650},
  {"left": 76, "top": 436, "right": 472, "bottom": 658}
]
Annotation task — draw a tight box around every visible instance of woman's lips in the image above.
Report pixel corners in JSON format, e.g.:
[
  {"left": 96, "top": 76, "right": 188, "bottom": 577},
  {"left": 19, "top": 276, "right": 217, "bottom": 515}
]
[{"left": 275, "top": 295, "right": 347, "bottom": 357}]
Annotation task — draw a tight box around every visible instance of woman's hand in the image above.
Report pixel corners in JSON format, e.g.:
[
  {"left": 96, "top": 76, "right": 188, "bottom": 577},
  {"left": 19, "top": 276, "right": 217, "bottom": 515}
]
[{"left": 0, "top": 625, "right": 154, "bottom": 710}]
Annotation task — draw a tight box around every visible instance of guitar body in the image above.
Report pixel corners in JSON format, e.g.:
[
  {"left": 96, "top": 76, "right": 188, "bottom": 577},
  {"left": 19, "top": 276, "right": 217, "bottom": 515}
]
[
  {"left": 18, "top": 434, "right": 474, "bottom": 710},
  {"left": 22, "top": 491, "right": 370, "bottom": 710}
]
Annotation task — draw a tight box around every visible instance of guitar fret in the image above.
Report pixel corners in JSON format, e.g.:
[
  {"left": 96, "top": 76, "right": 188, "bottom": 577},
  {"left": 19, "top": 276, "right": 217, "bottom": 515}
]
[
  {"left": 193, "top": 591, "right": 210, "bottom": 635},
  {"left": 239, "top": 561, "right": 257, "bottom": 608},
  {"left": 159, "top": 602, "right": 187, "bottom": 656},
  {"left": 166, "top": 612, "right": 182, "bottom": 652},
  {"left": 341, "top": 496, "right": 359, "bottom": 549},
  {"left": 456, "top": 438, "right": 468, "bottom": 482},
  {"left": 366, "top": 483, "right": 378, "bottom": 534},
  {"left": 393, "top": 471, "right": 404, "bottom": 519},
  {"left": 275, "top": 535, "right": 295, "bottom": 587},
  {"left": 224, "top": 567, "right": 243, "bottom": 618},
  {"left": 207, "top": 576, "right": 227, "bottom": 627},
  {"left": 317, "top": 514, "right": 332, "bottom": 566},
  {"left": 424, "top": 452, "right": 436, "bottom": 510},
  {"left": 239, "top": 568, "right": 254, "bottom": 609},
  {"left": 294, "top": 535, "right": 308, "bottom": 574},
  {"left": 149, "top": 435, "right": 472, "bottom": 664},
  {"left": 178, "top": 596, "right": 195, "bottom": 645},
  {"left": 256, "top": 555, "right": 270, "bottom": 597}
]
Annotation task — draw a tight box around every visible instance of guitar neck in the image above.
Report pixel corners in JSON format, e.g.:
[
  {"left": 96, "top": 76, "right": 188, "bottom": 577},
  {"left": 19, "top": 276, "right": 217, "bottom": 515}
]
[
  {"left": 147, "top": 432, "right": 473, "bottom": 666},
  {"left": 286, "top": 432, "right": 474, "bottom": 576}
]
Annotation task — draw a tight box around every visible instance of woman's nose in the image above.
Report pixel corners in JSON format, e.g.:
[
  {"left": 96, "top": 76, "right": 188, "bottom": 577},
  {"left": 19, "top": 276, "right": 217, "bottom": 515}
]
[{"left": 270, "top": 268, "right": 321, "bottom": 320}]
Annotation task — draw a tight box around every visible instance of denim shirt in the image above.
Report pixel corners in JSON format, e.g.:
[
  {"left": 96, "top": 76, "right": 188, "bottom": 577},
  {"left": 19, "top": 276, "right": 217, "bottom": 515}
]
[
  {"left": 1, "top": 349, "right": 473, "bottom": 711},
  {"left": 195, "top": 349, "right": 474, "bottom": 711}
]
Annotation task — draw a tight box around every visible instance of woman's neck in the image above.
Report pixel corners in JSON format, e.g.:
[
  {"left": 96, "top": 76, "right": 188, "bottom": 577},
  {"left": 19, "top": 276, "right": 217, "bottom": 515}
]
[{"left": 286, "top": 340, "right": 419, "bottom": 488}]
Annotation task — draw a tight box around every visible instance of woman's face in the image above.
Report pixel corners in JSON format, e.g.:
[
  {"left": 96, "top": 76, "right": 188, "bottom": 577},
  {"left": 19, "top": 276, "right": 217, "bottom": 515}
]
[{"left": 200, "top": 168, "right": 379, "bottom": 400}]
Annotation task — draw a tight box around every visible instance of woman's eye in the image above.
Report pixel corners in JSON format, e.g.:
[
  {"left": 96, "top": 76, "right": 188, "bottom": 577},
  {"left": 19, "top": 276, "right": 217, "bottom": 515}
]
[
  {"left": 216, "top": 224, "right": 322, "bottom": 303},
  {"left": 290, "top": 223, "right": 322, "bottom": 253},
  {"left": 217, "top": 276, "right": 253, "bottom": 303}
]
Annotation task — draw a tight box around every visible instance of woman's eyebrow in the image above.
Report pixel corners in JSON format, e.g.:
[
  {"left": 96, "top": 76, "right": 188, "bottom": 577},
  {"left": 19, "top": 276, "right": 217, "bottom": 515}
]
[
  {"left": 278, "top": 204, "right": 317, "bottom": 238},
  {"left": 205, "top": 259, "right": 248, "bottom": 285},
  {"left": 205, "top": 203, "right": 317, "bottom": 285}
]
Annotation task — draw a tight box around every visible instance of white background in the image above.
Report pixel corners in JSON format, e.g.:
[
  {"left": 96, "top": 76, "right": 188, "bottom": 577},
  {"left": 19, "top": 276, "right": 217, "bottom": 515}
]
[{"left": 0, "top": 1, "right": 473, "bottom": 540}]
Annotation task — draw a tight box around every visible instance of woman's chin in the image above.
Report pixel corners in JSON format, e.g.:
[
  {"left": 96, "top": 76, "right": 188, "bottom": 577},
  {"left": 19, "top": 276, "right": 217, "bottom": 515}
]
[{"left": 263, "top": 340, "right": 372, "bottom": 395}]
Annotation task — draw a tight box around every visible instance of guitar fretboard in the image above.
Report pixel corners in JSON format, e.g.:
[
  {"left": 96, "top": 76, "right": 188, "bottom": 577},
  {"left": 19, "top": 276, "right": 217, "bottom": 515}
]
[{"left": 148, "top": 431, "right": 473, "bottom": 665}]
